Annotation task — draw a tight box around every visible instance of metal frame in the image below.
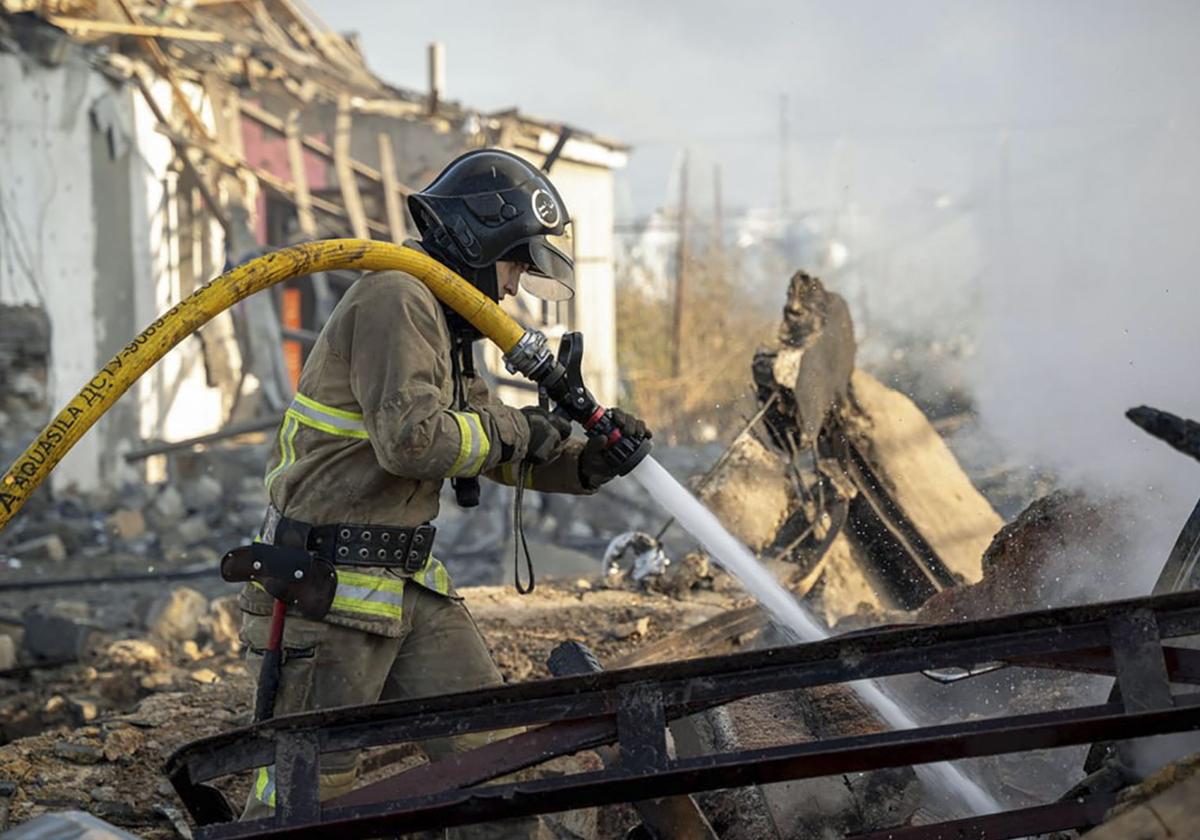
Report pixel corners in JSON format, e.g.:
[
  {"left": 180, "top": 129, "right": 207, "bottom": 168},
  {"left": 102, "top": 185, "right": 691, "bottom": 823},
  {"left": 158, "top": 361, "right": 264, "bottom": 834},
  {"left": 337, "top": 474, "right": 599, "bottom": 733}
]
[
  {"left": 167, "top": 590, "right": 1200, "bottom": 839},
  {"left": 847, "top": 795, "right": 1118, "bottom": 840}
]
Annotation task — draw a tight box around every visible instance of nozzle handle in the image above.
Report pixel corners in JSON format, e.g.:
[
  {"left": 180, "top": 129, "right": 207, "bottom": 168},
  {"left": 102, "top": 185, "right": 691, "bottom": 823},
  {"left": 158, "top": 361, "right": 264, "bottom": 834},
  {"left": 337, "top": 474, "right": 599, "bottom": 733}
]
[
  {"left": 526, "top": 331, "right": 652, "bottom": 475},
  {"left": 582, "top": 404, "right": 653, "bottom": 475}
]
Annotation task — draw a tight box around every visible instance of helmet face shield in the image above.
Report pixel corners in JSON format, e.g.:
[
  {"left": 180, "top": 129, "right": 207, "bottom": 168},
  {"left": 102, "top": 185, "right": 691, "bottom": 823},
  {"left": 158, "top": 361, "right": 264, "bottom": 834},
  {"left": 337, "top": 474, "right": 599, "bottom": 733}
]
[
  {"left": 522, "top": 238, "right": 574, "bottom": 300},
  {"left": 504, "top": 236, "right": 575, "bottom": 300}
]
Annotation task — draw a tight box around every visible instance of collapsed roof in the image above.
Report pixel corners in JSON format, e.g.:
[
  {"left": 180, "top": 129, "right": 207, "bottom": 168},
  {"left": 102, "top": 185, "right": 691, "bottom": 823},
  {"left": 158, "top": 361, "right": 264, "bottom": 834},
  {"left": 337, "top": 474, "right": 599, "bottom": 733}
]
[{"left": 0, "top": 0, "right": 628, "bottom": 168}]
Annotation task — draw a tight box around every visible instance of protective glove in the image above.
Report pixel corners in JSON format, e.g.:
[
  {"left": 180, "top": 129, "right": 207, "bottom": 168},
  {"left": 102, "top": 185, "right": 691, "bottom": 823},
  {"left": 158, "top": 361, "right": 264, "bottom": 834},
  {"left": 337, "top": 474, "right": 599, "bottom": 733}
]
[
  {"left": 521, "top": 406, "right": 572, "bottom": 465},
  {"left": 578, "top": 409, "right": 652, "bottom": 490}
]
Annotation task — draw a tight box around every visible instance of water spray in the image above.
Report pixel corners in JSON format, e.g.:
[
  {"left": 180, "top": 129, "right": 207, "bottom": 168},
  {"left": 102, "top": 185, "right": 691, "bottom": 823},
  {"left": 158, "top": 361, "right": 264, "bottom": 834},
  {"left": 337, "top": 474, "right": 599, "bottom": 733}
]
[{"left": 632, "top": 457, "right": 1001, "bottom": 815}]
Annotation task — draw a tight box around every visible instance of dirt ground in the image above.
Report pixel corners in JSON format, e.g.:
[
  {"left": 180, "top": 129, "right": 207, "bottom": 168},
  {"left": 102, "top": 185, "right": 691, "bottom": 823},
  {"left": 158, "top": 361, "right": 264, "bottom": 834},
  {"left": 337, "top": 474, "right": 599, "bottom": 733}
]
[{"left": 0, "top": 579, "right": 740, "bottom": 837}]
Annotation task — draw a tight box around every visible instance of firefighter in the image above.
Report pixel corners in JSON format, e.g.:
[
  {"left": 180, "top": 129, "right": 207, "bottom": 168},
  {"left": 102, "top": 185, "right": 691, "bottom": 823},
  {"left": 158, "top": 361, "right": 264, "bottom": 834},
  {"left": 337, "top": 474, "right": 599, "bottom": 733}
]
[{"left": 238, "top": 148, "right": 650, "bottom": 821}]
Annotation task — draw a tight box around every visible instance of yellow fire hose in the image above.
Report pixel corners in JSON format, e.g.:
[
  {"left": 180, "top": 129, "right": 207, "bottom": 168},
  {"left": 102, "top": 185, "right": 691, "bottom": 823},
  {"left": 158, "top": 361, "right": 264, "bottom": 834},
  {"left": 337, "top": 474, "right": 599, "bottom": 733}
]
[{"left": 0, "top": 239, "right": 526, "bottom": 532}]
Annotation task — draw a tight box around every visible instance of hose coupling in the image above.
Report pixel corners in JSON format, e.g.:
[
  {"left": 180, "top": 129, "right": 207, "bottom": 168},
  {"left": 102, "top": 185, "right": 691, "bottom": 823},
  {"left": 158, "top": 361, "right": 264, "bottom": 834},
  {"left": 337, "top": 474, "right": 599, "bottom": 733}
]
[{"left": 503, "top": 329, "right": 555, "bottom": 381}]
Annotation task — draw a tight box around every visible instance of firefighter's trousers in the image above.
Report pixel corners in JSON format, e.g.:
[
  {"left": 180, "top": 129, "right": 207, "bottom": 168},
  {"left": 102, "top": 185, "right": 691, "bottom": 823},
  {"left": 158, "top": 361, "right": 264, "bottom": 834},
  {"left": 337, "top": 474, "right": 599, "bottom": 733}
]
[{"left": 239, "top": 584, "right": 539, "bottom": 838}]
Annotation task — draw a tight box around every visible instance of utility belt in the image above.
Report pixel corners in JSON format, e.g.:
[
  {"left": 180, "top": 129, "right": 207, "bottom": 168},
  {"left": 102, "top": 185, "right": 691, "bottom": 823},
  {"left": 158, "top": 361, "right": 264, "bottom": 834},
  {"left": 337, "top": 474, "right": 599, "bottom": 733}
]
[{"left": 260, "top": 505, "right": 437, "bottom": 574}]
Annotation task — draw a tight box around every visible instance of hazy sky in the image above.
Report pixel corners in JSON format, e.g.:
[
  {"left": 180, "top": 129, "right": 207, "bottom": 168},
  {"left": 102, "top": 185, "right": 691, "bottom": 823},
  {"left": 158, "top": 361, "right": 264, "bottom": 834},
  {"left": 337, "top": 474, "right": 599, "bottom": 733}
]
[{"left": 309, "top": 0, "right": 1199, "bottom": 219}]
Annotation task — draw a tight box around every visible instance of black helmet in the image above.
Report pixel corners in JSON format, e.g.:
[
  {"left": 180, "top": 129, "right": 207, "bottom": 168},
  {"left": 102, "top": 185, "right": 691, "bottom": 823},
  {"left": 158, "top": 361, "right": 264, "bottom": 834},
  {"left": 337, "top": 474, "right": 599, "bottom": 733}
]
[{"left": 408, "top": 148, "right": 574, "bottom": 301}]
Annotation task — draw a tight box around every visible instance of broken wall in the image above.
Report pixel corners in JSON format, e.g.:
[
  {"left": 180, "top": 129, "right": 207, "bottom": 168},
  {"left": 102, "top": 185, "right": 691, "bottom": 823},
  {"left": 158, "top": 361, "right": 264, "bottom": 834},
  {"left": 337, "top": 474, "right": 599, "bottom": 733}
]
[
  {"left": 1, "top": 48, "right": 111, "bottom": 491},
  {"left": 0, "top": 42, "right": 240, "bottom": 490},
  {"left": 127, "top": 76, "right": 232, "bottom": 466}
]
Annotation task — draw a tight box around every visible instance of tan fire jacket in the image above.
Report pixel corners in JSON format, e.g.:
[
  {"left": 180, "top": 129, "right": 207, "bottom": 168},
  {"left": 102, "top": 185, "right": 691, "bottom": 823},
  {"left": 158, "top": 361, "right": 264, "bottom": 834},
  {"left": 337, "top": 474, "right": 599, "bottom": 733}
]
[{"left": 241, "top": 267, "right": 593, "bottom": 636}]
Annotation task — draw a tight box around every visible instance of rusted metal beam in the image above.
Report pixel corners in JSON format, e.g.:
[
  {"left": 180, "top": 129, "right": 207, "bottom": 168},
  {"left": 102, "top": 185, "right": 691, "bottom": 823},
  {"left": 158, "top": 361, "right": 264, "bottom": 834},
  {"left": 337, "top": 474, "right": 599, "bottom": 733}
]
[
  {"left": 169, "top": 591, "right": 1200, "bottom": 838},
  {"left": 327, "top": 719, "right": 615, "bottom": 808},
  {"left": 1010, "top": 644, "right": 1200, "bottom": 684},
  {"left": 847, "top": 794, "right": 1116, "bottom": 840},
  {"left": 199, "top": 697, "right": 1200, "bottom": 839},
  {"left": 173, "top": 591, "right": 1200, "bottom": 774},
  {"left": 1087, "top": 490, "right": 1200, "bottom": 771},
  {"left": 325, "top": 642, "right": 1200, "bottom": 828},
  {"left": 549, "top": 641, "right": 718, "bottom": 840}
]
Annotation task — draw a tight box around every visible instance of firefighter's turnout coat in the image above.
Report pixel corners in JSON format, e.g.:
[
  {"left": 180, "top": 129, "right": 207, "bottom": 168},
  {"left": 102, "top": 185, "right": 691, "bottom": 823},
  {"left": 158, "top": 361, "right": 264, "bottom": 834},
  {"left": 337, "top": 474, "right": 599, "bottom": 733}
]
[{"left": 240, "top": 268, "right": 591, "bottom": 636}]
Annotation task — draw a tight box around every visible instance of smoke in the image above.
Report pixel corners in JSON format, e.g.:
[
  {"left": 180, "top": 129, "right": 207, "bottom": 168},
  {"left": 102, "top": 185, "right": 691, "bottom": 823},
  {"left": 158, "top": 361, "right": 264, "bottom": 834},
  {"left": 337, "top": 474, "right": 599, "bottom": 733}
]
[
  {"left": 817, "top": 110, "right": 1200, "bottom": 594},
  {"left": 966, "top": 115, "right": 1200, "bottom": 592},
  {"left": 852, "top": 109, "right": 1200, "bottom": 789}
]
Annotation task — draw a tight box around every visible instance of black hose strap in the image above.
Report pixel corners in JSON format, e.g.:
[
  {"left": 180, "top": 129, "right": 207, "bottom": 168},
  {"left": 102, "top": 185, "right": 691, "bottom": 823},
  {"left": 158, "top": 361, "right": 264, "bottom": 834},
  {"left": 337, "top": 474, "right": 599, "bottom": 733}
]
[{"left": 513, "top": 461, "right": 536, "bottom": 594}]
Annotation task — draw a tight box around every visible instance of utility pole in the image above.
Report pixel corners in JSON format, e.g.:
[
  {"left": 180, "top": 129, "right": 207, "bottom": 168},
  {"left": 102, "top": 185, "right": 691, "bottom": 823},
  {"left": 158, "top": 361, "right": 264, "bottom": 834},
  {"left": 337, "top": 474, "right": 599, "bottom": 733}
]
[
  {"left": 779, "top": 93, "right": 790, "bottom": 216},
  {"left": 671, "top": 150, "right": 689, "bottom": 379}
]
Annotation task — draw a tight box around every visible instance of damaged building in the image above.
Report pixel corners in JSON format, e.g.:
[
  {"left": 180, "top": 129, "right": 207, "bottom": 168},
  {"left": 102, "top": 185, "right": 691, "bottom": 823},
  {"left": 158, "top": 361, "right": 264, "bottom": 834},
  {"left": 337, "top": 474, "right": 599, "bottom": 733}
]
[{"left": 0, "top": 0, "right": 625, "bottom": 491}]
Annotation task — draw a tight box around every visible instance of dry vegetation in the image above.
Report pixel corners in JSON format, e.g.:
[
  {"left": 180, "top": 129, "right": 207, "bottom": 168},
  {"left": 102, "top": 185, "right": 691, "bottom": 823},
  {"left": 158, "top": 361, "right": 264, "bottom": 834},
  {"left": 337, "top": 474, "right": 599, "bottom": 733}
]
[{"left": 615, "top": 254, "right": 776, "bottom": 444}]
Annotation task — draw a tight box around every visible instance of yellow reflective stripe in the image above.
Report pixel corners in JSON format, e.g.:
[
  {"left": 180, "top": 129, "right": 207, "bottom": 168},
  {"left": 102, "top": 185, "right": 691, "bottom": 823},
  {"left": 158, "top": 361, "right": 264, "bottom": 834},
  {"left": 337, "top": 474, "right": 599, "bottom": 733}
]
[
  {"left": 287, "top": 395, "right": 369, "bottom": 440},
  {"left": 432, "top": 562, "right": 450, "bottom": 593},
  {"left": 331, "top": 595, "right": 403, "bottom": 618},
  {"left": 446, "top": 411, "right": 490, "bottom": 477},
  {"left": 265, "top": 394, "right": 368, "bottom": 489},
  {"left": 498, "top": 462, "right": 533, "bottom": 488},
  {"left": 264, "top": 415, "right": 299, "bottom": 491},
  {"left": 446, "top": 412, "right": 474, "bottom": 476},
  {"left": 336, "top": 569, "right": 406, "bottom": 593},
  {"left": 464, "top": 413, "right": 490, "bottom": 475},
  {"left": 410, "top": 557, "right": 452, "bottom": 596},
  {"left": 287, "top": 407, "right": 369, "bottom": 439},
  {"left": 254, "top": 765, "right": 276, "bottom": 806},
  {"left": 330, "top": 569, "right": 406, "bottom": 620},
  {"left": 293, "top": 393, "right": 363, "bottom": 422}
]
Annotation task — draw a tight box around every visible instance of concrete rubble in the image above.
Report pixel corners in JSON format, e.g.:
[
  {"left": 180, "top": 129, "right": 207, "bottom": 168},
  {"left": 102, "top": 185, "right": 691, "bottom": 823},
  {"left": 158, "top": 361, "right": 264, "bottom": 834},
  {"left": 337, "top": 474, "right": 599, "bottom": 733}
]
[
  {"left": 0, "top": 268, "right": 1192, "bottom": 838},
  {"left": 0, "top": 306, "right": 50, "bottom": 481}
]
